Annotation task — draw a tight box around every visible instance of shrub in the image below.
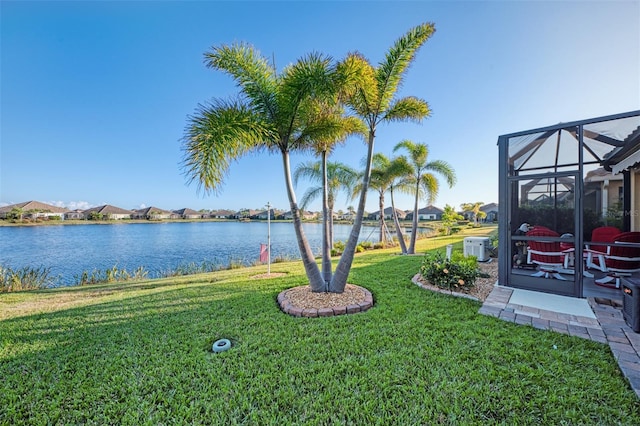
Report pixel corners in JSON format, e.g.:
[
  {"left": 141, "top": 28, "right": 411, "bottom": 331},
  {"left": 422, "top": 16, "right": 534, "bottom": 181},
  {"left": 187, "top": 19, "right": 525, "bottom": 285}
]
[
  {"left": 331, "top": 240, "right": 346, "bottom": 256},
  {"left": 0, "top": 265, "right": 56, "bottom": 292},
  {"left": 419, "top": 250, "right": 482, "bottom": 292},
  {"left": 74, "top": 265, "right": 150, "bottom": 285},
  {"left": 373, "top": 242, "right": 385, "bottom": 249},
  {"left": 359, "top": 241, "right": 373, "bottom": 250},
  {"left": 273, "top": 255, "right": 294, "bottom": 263},
  {"left": 355, "top": 244, "right": 365, "bottom": 253}
]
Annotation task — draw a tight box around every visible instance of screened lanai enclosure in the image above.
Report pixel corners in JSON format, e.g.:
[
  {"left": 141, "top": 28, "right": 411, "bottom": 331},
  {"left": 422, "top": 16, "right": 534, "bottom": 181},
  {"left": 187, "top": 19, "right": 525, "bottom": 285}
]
[{"left": 498, "top": 110, "right": 640, "bottom": 298}]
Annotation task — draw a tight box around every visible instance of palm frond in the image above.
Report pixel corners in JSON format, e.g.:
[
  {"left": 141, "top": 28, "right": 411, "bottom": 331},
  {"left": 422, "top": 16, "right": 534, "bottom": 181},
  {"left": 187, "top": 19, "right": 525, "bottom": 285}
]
[
  {"left": 375, "top": 22, "right": 435, "bottom": 114},
  {"left": 337, "top": 53, "right": 378, "bottom": 121},
  {"left": 424, "top": 160, "right": 457, "bottom": 187},
  {"left": 296, "top": 114, "right": 367, "bottom": 153},
  {"left": 180, "top": 98, "right": 272, "bottom": 194},
  {"left": 204, "top": 43, "right": 278, "bottom": 121},
  {"left": 294, "top": 161, "right": 359, "bottom": 205},
  {"left": 328, "top": 162, "right": 359, "bottom": 197},
  {"left": 293, "top": 161, "right": 321, "bottom": 187},
  {"left": 383, "top": 97, "right": 430, "bottom": 124},
  {"left": 420, "top": 173, "right": 440, "bottom": 204},
  {"left": 278, "top": 52, "right": 336, "bottom": 138},
  {"left": 393, "top": 139, "right": 427, "bottom": 164},
  {"left": 300, "top": 186, "right": 323, "bottom": 211}
]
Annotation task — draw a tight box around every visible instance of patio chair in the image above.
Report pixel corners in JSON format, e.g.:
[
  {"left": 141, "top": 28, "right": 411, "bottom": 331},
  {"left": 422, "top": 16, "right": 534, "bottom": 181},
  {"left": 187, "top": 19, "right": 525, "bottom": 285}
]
[
  {"left": 526, "top": 227, "right": 570, "bottom": 280},
  {"left": 584, "top": 226, "right": 621, "bottom": 272},
  {"left": 594, "top": 232, "right": 640, "bottom": 289}
]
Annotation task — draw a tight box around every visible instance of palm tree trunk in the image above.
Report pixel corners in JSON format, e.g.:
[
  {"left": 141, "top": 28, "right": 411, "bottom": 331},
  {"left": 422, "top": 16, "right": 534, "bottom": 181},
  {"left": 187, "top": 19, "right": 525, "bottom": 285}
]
[
  {"left": 321, "top": 152, "right": 332, "bottom": 288},
  {"left": 378, "top": 192, "right": 386, "bottom": 244},
  {"left": 330, "top": 130, "right": 375, "bottom": 293},
  {"left": 390, "top": 187, "right": 408, "bottom": 254},
  {"left": 281, "top": 151, "right": 324, "bottom": 291},
  {"left": 329, "top": 208, "right": 334, "bottom": 250},
  {"left": 408, "top": 180, "right": 420, "bottom": 254}
]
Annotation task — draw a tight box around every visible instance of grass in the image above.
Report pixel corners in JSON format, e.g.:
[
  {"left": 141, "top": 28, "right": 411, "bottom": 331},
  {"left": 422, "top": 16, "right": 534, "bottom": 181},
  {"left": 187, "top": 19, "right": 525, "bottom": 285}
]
[{"left": 1, "top": 226, "right": 639, "bottom": 424}]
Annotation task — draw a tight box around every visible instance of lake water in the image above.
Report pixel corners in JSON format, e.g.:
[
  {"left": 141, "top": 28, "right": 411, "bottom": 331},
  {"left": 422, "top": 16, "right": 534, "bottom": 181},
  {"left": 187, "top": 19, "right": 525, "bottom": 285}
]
[{"left": 0, "top": 222, "right": 380, "bottom": 285}]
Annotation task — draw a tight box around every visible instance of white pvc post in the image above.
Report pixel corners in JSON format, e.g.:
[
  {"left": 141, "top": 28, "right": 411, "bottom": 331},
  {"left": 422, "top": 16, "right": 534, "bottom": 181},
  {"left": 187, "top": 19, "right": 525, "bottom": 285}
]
[{"left": 446, "top": 244, "right": 453, "bottom": 260}]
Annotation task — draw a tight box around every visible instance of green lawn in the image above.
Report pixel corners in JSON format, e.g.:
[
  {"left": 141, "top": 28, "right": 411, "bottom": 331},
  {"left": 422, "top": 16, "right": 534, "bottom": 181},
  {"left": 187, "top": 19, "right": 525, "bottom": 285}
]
[{"left": 1, "top": 230, "right": 639, "bottom": 425}]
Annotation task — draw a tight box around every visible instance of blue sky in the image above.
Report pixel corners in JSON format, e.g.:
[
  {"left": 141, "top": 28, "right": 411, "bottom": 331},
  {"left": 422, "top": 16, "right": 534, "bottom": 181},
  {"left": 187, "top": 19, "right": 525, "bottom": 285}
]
[{"left": 1, "top": 1, "right": 639, "bottom": 213}]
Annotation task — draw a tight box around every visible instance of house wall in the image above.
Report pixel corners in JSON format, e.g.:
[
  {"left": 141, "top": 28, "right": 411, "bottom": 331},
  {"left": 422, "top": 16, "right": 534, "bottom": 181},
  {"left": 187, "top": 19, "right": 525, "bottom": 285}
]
[
  {"left": 418, "top": 214, "right": 437, "bottom": 220},
  {"left": 111, "top": 214, "right": 131, "bottom": 220},
  {"left": 607, "top": 180, "right": 623, "bottom": 208},
  {"left": 633, "top": 170, "right": 639, "bottom": 231}
]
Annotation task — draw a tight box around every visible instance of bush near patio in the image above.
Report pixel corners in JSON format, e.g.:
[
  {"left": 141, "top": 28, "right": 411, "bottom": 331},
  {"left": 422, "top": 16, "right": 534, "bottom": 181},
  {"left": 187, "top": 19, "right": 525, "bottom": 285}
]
[
  {"left": 1, "top": 226, "right": 639, "bottom": 424},
  {"left": 419, "top": 250, "right": 485, "bottom": 292}
]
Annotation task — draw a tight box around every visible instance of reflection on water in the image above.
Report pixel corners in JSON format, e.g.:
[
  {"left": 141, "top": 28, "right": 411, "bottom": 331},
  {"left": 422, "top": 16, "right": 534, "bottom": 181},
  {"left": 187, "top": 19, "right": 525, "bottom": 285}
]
[{"left": 0, "top": 222, "right": 379, "bottom": 285}]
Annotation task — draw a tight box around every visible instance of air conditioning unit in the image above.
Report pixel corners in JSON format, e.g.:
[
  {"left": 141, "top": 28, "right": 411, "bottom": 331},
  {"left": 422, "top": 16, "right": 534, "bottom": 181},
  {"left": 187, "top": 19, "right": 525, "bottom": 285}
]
[
  {"left": 463, "top": 237, "right": 491, "bottom": 262},
  {"left": 622, "top": 278, "right": 640, "bottom": 333}
]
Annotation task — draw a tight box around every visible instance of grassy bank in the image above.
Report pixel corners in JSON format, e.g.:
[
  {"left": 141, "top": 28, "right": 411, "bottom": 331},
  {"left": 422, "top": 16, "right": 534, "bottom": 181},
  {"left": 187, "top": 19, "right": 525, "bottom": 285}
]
[{"left": 1, "top": 229, "right": 638, "bottom": 424}]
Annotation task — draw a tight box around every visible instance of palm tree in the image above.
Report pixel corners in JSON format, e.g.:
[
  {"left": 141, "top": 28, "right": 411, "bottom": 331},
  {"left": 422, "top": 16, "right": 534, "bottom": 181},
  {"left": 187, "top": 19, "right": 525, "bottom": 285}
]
[
  {"left": 367, "top": 153, "right": 393, "bottom": 245},
  {"left": 347, "top": 205, "right": 355, "bottom": 221},
  {"left": 296, "top": 101, "right": 365, "bottom": 286},
  {"left": 461, "top": 202, "right": 486, "bottom": 226},
  {"left": 329, "top": 22, "right": 435, "bottom": 293},
  {"left": 386, "top": 156, "right": 412, "bottom": 254},
  {"left": 393, "top": 140, "right": 456, "bottom": 254},
  {"left": 182, "top": 44, "right": 355, "bottom": 292},
  {"left": 294, "top": 161, "right": 358, "bottom": 249},
  {"left": 362, "top": 153, "right": 410, "bottom": 250}
]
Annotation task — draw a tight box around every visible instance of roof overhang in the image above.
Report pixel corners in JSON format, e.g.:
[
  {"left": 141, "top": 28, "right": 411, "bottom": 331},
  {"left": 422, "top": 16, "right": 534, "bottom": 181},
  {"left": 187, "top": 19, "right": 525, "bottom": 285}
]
[{"left": 611, "top": 147, "right": 640, "bottom": 174}]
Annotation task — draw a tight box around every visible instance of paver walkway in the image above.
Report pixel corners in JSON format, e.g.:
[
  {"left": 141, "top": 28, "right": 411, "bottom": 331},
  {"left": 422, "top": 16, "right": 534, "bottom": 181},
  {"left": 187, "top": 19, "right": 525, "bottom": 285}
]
[{"left": 479, "top": 285, "right": 640, "bottom": 398}]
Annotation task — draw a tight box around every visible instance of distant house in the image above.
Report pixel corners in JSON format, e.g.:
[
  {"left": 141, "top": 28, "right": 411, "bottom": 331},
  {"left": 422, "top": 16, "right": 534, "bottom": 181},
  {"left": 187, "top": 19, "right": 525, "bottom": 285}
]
[
  {"left": 405, "top": 205, "right": 444, "bottom": 221},
  {"left": 368, "top": 207, "right": 407, "bottom": 221},
  {"left": 0, "top": 200, "right": 68, "bottom": 220},
  {"left": 255, "top": 209, "right": 277, "bottom": 220},
  {"left": 336, "top": 211, "right": 355, "bottom": 221},
  {"left": 479, "top": 203, "right": 499, "bottom": 222},
  {"left": 209, "top": 209, "right": 235, "bottom": 219},
  {"left": 84, "top": 205, "right": 133, "bottom": 220},
  {"left": 65, "top": 209, "right": 85, "bottom": 220},
  {"left": 173, "top": 208, "right": 201, "bottom": 219},
  {"left": 132, "top": 206, "right": 173, "bottom": 220},
  {"left": 281, "top": 210, "right": 316, "bottom": 220}
]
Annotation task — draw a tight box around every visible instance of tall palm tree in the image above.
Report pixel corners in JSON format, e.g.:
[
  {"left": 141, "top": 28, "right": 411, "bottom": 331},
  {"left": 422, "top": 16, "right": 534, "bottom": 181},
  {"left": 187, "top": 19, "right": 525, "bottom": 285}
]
[
  {"left": 330, "top": 22, "right": 435, "bottom": 292},
  {"left": 461, "top": 202, "right": 486, "bottom": 225},
  {"left": 386, "top": 156, "right": 412, "bottom": 254},
  {"left": 299, "top": 100, "right": 365, "bottom": 287},
  {"left": 294, "top": 161, "right": 358, "bottom": 249},
  {"left": 393, "top": 140, "right": 456, "bottom": 254},
  {"left": 367, "top": 153, "right": 393, "bottom": 245},
  {"left": 361, "top": 153, "right": 411, "bottom": 250},
  {"left": 182, "top": 43, "right": 354, "bottom": 292}
]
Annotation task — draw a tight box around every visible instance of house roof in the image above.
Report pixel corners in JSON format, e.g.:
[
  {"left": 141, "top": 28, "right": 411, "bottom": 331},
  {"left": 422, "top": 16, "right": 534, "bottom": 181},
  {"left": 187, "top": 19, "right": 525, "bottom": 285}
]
[
  {"left": 0, "top": 200, "right": 68, "bottom": 214},
  {"left": 135, "top": 206, "right": 173, "bottom": 215},
  {"left": 173, "top": 208, "right": 200, "bottom": 215},
  {"left": 585, "top": 167, "right": 624, "bottom": 183},
  {"left": 417, "top": 205, "right": 444, "bottom": 214},
  {"left": 479, "top": 203, "right": 499, "bottom": 213},
  {"left": 84, "top": 204, "right": 133, "bottom": 215},
  {"left": 371, "top": 207, "right": 406, "bottom": 217},
  {"left": 211, "top": 209, "right": 235, "bottom": 216}
]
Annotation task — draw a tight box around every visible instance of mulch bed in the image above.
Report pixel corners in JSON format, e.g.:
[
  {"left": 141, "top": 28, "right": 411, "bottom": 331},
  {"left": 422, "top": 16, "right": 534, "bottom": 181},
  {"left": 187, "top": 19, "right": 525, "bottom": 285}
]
[{"left": 277, "top": 284, "right": 373, "bottom": 317}]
